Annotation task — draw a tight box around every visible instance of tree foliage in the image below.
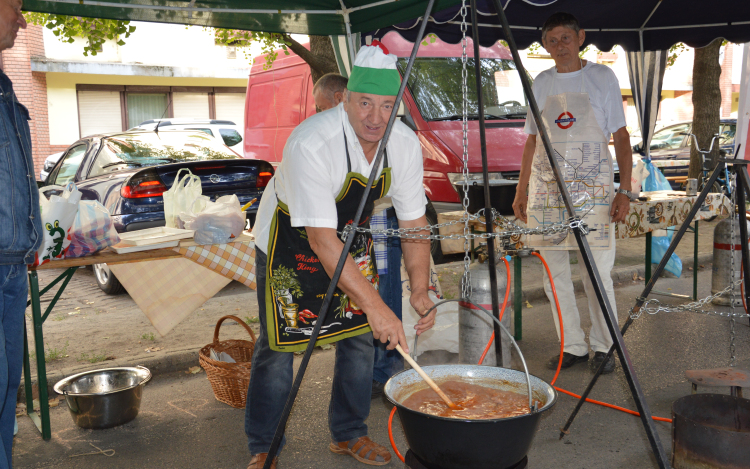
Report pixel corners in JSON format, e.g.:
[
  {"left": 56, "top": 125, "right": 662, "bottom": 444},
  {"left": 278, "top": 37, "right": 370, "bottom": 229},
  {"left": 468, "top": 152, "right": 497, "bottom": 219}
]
[
  {"left": 209, "top": 28, "right": 291, "bottom": 69},
  {"left": 24, "top": 12, "right": 135, "bottom": 56}
]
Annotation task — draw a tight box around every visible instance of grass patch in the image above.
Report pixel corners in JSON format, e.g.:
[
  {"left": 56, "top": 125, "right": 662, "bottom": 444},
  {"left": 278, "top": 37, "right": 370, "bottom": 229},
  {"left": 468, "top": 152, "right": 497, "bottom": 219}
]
[
  {"left": 244, "top": 316, "right": 260, "bottom": 325},
  {"left": 79, "top": 352, "right": 109, "bottom": 364},
  {"left": 140, "top": 332, "right": 155, "bottom": 341},
  {"left": 33, "top": 341, "right": 70, "bottom": 362},
  {"left": 52, "top": 314, "right": 66, "bottom": 322}
]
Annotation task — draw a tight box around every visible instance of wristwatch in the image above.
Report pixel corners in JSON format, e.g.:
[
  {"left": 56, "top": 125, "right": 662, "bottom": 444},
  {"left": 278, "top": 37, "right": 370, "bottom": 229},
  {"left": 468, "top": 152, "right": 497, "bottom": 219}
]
[{"left": 616, "top": 188, "right": 636, "bottom": 201}]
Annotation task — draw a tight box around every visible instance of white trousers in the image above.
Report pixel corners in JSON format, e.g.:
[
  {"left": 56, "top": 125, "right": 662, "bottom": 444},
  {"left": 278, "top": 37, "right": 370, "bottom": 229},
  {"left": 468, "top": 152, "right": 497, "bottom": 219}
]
[{"left": 539, "top": 245, "right": 618, "bottom": 355}]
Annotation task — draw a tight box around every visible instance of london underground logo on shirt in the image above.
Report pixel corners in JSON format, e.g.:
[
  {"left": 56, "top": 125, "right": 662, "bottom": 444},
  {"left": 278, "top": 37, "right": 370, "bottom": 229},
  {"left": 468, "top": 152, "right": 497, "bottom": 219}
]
[{"left": 555, "top": 112, "right": 576, "bottom": 129}]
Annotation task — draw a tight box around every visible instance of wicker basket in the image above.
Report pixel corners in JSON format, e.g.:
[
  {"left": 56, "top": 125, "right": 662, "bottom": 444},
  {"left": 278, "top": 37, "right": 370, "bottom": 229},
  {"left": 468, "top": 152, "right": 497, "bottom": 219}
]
[{"left": 199, "top": 315, "right": 257, "bottom": 408}]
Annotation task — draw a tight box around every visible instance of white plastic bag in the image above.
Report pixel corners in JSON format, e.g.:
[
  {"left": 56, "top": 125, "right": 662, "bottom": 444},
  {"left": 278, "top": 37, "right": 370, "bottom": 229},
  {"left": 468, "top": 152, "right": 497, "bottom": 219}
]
[
  {"left": 33, "top": 183, "right": 81, "bottom": 266},
  {"left": 163, "top": 169, "right": 202, "bottom": 229},
  {"left": 630, "top": 156, "right": 650, "bottom": 196},
  {"left": 182, "top": 195, "right": 245, "bottom": 245},
  {"left": 66, "top": 200, "right": 120, "bottom": 258}
]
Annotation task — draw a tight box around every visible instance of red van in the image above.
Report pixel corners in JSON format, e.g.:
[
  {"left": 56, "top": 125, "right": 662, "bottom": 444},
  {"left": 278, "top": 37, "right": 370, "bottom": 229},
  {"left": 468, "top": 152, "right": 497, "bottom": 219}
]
[{"left": 244, "top": 32, "right": 529, "bottom": 256}]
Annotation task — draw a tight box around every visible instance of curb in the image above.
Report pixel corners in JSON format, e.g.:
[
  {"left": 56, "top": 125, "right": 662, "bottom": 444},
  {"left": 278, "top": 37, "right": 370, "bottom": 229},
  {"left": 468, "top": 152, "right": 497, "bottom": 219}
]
[
  {"left": 520, "top": 253, "right": 713, "bottom": 304},
  {"left": 19, "top": 347, "right": 201, "bottom": 402}
]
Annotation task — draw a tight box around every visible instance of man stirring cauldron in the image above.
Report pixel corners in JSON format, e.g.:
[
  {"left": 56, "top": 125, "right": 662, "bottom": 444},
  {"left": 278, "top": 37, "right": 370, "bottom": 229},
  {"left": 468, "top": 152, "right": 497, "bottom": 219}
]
[
  {"left": 246, "top": 41, "right": 436, "bottom": 468},
  {"left": 512, "top": 12, "right": 633, "bottom": 375}
]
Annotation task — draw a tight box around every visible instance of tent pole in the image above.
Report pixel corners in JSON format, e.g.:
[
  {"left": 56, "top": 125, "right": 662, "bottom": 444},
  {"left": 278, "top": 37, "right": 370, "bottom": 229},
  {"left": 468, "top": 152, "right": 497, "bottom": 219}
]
[
  {"left": 487, "top": 0, "right": 670, "bottom": 467},
  {"left": 260, "top": 0, "right": 436, "bottom": 467},
  {"left": 339, "top": 0, "right": 357, "bottom": 64},
  {"left": 469, "top": 0, "right": 503, "bottom": 364}
]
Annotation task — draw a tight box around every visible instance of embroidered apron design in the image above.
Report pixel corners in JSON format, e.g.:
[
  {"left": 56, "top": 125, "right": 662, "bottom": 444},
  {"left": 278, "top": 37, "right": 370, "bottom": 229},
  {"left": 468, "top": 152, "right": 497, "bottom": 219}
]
[
  {"left": 526, "top": 65, "right": 615, "bottom": 251},
  {"left": 265, "top": 135, "right": 391, "bottom": 352}
]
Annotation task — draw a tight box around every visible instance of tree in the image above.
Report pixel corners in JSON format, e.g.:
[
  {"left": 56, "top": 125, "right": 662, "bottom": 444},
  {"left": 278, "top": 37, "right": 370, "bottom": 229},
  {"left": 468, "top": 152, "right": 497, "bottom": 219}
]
[{"left": 688, "top": 37, "right": 723, "bottom": 180}]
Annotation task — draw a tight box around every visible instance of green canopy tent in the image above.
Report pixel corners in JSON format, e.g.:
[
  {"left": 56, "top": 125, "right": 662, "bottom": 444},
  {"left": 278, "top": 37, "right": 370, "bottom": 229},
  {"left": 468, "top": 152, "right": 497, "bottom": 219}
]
[{"left": 23, "top": 0, "right": 458, "bottom": 54}]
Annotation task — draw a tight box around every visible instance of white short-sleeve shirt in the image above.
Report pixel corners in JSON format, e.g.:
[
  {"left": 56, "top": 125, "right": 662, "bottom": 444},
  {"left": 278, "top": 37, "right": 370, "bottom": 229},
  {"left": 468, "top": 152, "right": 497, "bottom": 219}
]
[
  {"left": 253, "top": 102, "right": 427, "bottom": 252},
  {"left": 524, "top": 61, "right": 627, "bottom": 142}
]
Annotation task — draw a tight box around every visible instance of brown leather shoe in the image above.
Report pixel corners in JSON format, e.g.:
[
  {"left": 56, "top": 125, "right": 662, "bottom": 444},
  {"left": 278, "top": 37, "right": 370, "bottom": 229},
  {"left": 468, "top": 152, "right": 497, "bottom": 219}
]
[
  {"left": 330, "top": 435, "right": 392, "bottom": 466},
  {"left": 247, "top": 453, "right": 278, "bottom": 469}
]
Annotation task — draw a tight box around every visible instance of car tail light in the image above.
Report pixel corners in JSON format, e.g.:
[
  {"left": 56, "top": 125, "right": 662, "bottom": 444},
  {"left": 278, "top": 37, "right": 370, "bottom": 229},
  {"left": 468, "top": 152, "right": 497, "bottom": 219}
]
[
  {"left": 121, "top": 170, "right": 168, "bottom": 198},
  {"left": 257, "top": 171, "right": 273, "bottom": 188}
]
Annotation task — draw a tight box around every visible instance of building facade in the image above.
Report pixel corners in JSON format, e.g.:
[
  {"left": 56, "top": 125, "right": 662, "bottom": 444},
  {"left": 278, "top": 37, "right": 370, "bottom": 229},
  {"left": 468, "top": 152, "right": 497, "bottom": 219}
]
[{"left": 3, "top": 21, "right": 250, "bottom": 170}]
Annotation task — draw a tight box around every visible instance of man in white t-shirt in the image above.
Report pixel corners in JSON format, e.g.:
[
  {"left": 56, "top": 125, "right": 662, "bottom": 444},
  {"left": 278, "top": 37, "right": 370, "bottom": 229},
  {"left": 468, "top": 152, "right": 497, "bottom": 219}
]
[
  {"left": 246, "top": 41, "right": 436, "bottom": 468},
  {"left": 512, "top": 12, "right": 633, "bottom": 375}
]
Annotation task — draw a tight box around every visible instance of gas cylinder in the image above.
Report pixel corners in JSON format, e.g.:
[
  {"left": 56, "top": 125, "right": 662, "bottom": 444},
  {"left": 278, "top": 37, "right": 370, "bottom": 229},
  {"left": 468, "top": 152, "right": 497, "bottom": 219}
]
[
  {"left": 459, "top": 260, "right": 512, "bottom": 367},
  {"left": 711, "top": 218, "right": 750, "bottom": 306}
]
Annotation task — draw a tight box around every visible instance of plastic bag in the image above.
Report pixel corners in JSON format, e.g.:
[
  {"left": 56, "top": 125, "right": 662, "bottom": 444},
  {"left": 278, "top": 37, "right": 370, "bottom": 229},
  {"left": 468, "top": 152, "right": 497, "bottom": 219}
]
[
  {"left": 66, "top": 200, "right": 120, "bottom": 258},
  {"left": 643, "top": 160, "right": 682, "bottom": 277},
  {"left": 630, "top": 156, "right": 650, "bottom": 196},
  {"left": 163, "top": 169, "right": 202, "bottom": 229},
  {"left": 182, "top": 195, "right": 245, "bottom": 245},
  {"left": 33, "top": 183, "right": 81, "bottom": 266}
]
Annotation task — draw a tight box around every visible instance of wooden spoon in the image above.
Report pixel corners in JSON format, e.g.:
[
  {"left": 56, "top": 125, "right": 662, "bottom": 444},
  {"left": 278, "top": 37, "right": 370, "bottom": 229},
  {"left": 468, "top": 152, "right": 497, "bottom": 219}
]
[{"left": 395, "top": 344, "right": 460, "bottom": 410}]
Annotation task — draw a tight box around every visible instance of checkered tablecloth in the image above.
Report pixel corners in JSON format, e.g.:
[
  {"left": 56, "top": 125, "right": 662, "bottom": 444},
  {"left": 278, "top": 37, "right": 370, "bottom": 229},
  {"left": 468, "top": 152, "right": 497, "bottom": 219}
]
[
  {"left": 175, "top": 240, "right": 257, "bottom": 290},
  {"left": 108, "top": 239, "right": 257, "bottom": 336}
]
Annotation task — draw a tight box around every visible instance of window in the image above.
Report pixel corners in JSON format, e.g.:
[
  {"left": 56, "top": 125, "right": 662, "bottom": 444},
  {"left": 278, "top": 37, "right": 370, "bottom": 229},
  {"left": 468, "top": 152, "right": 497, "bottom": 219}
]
[
  {"left": 397, "top": 57, "right": 530, "bottom": 121},
  {"left": 172, "top": 93, "right": 210, "bottom": 119},
  {"left": 219, "top": 128, "right": 242, "bottom": 147},
  {"left": 185, "top": 127, "right": 214, "bottom": 136},
  {"left": 127, "top": 93, "right": 169, "bottom": 129},
  {"left": 50, "top": 144, "right": 87, "bottom": 186},
  {"left": 720, "top": 123, "right": 736, "bottom": 147},
  {"left": 78, "top": 91, "right": 122, "bottom": 137},
  {"left": 88, "top": 132, "right": 238, "bottom": 178},
  {"left": 649, "top": 123, "right": 691, "bottom": 150}
]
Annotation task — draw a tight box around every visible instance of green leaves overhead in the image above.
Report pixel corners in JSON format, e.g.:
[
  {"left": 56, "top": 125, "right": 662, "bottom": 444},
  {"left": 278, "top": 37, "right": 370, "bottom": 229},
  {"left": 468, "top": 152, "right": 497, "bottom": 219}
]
[
  {"left": 24, "top": 12, "right": 135, "bottom": 56},
  {"left": 209, "top": 28, "right": 290, "bottom": 69}
]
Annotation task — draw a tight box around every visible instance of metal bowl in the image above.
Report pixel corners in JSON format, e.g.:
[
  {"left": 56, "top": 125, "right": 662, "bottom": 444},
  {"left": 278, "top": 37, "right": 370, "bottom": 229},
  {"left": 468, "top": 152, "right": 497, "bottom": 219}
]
[
  {"left": 385, "top": 364, "right": 556, "bottom": 469},
  {"left": 53, "top": 366, "right": 151, "bottom": 429}
]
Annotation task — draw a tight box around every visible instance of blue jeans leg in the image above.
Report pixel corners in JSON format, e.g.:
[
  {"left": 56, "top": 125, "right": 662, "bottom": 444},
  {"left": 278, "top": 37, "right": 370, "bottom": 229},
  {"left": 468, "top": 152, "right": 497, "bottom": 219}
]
[
  {"left": 0, "top": 264, "right": 28, "bottom": 469},
  {"left": 373, "top": 213, "right": 403, "bottom": 384},
  {"left": 245, "top": 250, "right": 292, "bottom": 455},
  {"left": 328, "top": 330, "right": 374, "bottom": 443}
]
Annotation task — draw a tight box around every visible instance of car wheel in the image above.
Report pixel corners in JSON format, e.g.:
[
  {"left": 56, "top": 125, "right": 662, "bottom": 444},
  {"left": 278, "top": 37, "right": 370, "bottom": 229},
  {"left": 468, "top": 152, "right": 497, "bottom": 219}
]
[
  {"left": 93, "top": 263, "right": 126, "bottom": 295},
  {"left": 425, "top": 202, "right": 444, "bottom": 264}
]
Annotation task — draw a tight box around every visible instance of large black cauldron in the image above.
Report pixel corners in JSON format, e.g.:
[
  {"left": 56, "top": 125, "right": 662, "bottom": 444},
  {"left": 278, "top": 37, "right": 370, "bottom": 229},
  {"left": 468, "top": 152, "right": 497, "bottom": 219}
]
[{"left": 385, "top": 364, "right": 556, "bottom": 469}]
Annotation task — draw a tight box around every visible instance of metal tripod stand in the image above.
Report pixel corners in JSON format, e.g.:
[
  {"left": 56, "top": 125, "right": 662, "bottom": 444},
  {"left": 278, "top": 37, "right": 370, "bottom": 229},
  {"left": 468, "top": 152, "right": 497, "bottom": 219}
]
[{"left": 559, "top": 158, "right": 750, "bottom": 448}]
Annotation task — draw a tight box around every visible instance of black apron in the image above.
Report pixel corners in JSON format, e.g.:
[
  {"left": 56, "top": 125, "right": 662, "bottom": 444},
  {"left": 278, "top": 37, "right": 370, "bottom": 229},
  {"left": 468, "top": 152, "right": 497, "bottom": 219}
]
[{"left": 265, "top": 134, "right": 392, "bottom": 352}]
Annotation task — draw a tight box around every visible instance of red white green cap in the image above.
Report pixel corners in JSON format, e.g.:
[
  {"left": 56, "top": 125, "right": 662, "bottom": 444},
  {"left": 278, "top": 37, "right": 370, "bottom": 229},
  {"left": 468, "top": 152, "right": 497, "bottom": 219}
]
[{"left": 347, "top": 40, "right": 401, "bottom": 96}]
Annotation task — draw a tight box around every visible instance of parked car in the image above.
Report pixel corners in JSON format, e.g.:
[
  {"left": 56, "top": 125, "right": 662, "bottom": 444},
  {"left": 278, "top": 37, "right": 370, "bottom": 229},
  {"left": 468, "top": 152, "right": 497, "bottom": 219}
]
[
  {"left": 43, "top": 129, "right": 273, "bottom": 294},
  {"left": 629, "top": 119, "right": 736, "bottom": 189},
  {"left": 131, "top": 119, "right": 244, "bottom": 154},
  {"left": 39, "top": 151, "right": 64, "bottom": 182},
  {"left": 244, "top": 32, "right": 531, "bottom": 260}
]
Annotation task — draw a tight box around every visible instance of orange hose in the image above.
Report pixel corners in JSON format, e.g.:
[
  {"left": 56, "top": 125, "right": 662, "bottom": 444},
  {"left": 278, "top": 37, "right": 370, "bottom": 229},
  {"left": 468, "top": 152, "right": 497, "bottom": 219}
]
[
  {"left": 386, "top": 251, "right": 671, "bottom": 463},
  {"left": 478, "top": 257, "right": 512, "bottom": 365},
  {"left": 530, "top": 251, "right": 671, "bottom": 423}
]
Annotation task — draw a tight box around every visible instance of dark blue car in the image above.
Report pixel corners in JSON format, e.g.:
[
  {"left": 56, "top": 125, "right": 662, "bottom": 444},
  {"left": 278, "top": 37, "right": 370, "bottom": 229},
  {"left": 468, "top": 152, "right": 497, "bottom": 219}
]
[{"left": 43, "top": 129, "right": 274, "bottom": 294}]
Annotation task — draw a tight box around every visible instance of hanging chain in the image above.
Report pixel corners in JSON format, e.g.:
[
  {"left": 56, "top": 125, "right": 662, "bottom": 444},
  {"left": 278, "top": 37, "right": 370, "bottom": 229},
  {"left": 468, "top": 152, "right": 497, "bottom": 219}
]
[
  {"left": 729, "top": 171, "right": 738, "bottom": 366},
  {"left": 460, "top": 0, "right": 471, "bottom": 299},
  {"left": 630, "top": 279, "right": 747, "bottom": 319},
  {"left": 341, "top": 210, "right": 588, "bottom": 241}
]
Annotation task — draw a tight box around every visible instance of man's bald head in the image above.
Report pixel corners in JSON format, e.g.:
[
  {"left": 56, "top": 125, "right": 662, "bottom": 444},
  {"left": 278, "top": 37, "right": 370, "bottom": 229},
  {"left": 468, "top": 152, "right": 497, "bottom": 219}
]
[{"left": 313, "top": 73, "right": 348, "bottom": 112}]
